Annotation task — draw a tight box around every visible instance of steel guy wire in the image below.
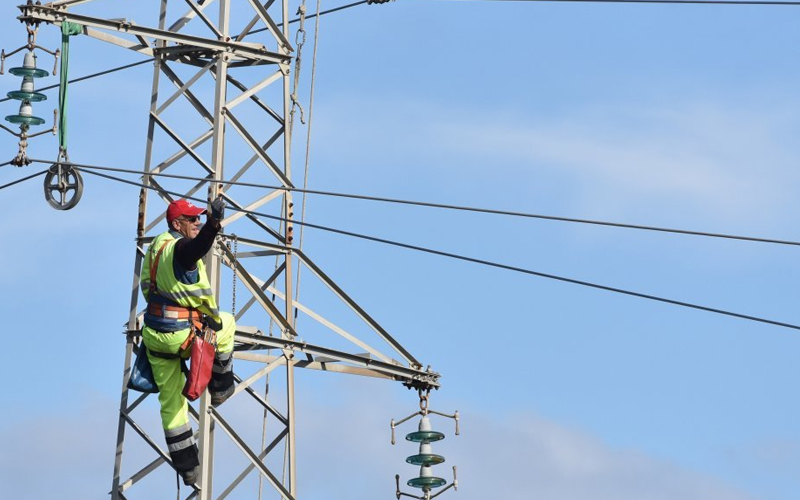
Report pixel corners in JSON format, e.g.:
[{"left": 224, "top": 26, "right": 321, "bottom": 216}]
[
  {"left": 30, "top": 159, "right": 800, "bottom": 248},
  {"left": 295, "top": 0, "right": 326, "bottom": 325},
  {"left": 76, "top": 166, "right": 800, "bottom": 333}
]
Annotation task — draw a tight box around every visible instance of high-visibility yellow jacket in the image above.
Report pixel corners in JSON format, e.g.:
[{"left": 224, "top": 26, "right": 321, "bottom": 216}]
[{"left": 141, "top": 231, "right": 221, "bottom": 321}]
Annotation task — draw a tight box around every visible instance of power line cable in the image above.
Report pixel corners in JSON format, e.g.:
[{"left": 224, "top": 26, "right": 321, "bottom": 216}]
[
  {"left": 0, "top": 1, "right": 368, "bottom": 106},
  {"left": 0, "top": 169, "right": 48, "bottom": 191},
  {"left": 300, "top": 0, "right": 370, "bottom": 20},
  {"left": 443, "top": 0, "right": 800, "bottom": 5},
  {"left": 75, "top": 166, "right": 800, "bottom": 332},
  {"left": 0, "top": 59, "right": 153, "bottom": 105},
  {"left": 31, "top": 159, "right": 800, "bottom": 248},
  {"left": 0, "top": 0, "right": 792, "bottom": 108},
  {"left": 242, "top": 1, "right": 369, "bottom": 38}
]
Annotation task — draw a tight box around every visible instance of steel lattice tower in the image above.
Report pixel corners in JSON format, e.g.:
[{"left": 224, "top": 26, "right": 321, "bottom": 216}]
[{"left": 19, "top": 1, "right": 440, "bottom": 499}]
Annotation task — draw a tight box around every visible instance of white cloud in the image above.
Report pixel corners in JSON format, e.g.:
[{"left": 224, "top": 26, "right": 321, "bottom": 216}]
[
  {"left": 449, "top": 412, "right": 758, "bottom": 500},
  {"left": 0, "top": 380, "right": 767, "bottom": 500},
  {"left": 0, "top": 384, "right": 762, "bottom": 500},
  {"left": 434, "top": 104, "right": 795, "bottom": 206},
  {"left": 314, "top": 94, "right": 800, "bottom": 227},
  {"left": 278, "top": 386, "right": 764, "bottom": 500}
]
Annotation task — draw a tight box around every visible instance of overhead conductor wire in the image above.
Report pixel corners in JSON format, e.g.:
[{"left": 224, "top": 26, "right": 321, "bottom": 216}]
[
  {"left": 0, "top": 0, "right": 369, "bottom": 105},
  {"left": 9, "top": 0, "right": 799, "bottom": 331},
  {"left": 0, "top": 169, "right": 48, "bottom": 190},
  {"left": 33, "top": 159, "right": 800, "bottom": 248},
  {"left": 448, "top": 0, "right": 800, "bottom": 5},
  {"left": 0, "top": 0, "right": 794, "bottom": 107},
  {"left": 71, "top": 166, "right": 800, "bottom": 333},
  {"left": 0, "top": 59, "right": 153, "bottom": 105}
]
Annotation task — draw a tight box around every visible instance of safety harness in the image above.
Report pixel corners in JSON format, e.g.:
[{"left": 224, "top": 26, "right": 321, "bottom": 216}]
[
  {"left": 144, "top": 239, "right": 218, "bottom": 403},
  {"left": 146, "top": 240, "right": 199, "bottom": 360}
]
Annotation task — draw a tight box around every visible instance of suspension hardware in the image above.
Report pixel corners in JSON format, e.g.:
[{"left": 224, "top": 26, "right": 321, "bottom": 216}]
[
  {"left": 43, "top": 153, "right": 83, "bottom": 210},
  {"left": 391, "top": 389, "right": 460, "bottom": 500},
  {"left": 1, "top": 23, "right": 58, "bottom": 166}
]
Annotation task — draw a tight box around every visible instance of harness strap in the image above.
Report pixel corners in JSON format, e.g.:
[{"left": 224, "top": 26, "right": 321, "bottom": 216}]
[
  {"left": 145, "top": 346, "right": 190, "bottom": 376},
  {"left": 147, "top": 348, "right": 181, "bottom": 360},
  {"left": 148, "top": 303, "right": 202, "bottom": 321},
  {"left": 148, "top": 238, "right": 201, "bottom": 324}
]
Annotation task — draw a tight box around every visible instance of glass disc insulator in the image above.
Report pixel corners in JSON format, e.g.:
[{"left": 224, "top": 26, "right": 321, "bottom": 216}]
[
  {"left": 406, "top": 453, "right": 445, "bottom": 466},
  {"left": 7, "top": 91, "right": 47, "bottom": 102},
  {"left": 5, "top": 114, "right": 45, "bottom": 126},
  {"left": 9, "top": 67, "right": 49, "bottom": 78},
  {"left": 407, "top": 476, "right": 447, "bottom": 489},
  {"left": 405, "top": 430, "right": 445, "bottom": 443}
]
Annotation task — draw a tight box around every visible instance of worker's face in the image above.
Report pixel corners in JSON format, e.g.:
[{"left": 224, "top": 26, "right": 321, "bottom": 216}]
[{"left": 173, "top": 215, "right": 202, "bottom": 240}]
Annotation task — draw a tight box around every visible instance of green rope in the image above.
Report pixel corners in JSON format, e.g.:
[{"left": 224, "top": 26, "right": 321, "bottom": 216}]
[{"left": 58, "top": 21, "right": 82, "bottom": 156}]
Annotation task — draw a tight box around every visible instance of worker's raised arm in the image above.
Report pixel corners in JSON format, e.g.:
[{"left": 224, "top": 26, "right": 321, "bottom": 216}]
[{"left": 174, "top": 197, "right": 226, "bottom": 270}]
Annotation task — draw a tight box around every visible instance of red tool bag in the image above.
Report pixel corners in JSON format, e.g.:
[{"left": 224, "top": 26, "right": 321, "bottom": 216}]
[{"left": 182, "top": 328, "right": 216, "bottom": 401}]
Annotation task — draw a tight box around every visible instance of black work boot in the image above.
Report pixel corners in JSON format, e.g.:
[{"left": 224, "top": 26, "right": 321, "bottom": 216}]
[
  {"left": 211, "top": 385, "right": 234, "bottom": 406},
  {"left": 209, "top": 352, "right": 234, "bottom": 406},
  {"left": 180, "top": 466, "right": 199, "bottom": 486}
]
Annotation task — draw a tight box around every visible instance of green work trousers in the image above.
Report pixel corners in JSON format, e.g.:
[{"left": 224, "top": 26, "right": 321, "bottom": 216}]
[{"left": 142, "top": 311, "right": 236, "bottom": 431}]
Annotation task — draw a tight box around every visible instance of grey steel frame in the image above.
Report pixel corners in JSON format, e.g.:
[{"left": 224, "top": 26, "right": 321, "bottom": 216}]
[{"left": 21, "top": 2, "right": 440, "bottom": 500}]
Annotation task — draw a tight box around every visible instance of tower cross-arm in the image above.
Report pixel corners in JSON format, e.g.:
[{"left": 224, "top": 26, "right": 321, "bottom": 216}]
[{"left": 19, "top": 4, "right": 291, "bottom": 65}]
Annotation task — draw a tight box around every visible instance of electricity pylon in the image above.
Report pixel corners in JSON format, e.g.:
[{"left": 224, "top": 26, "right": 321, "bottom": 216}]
[{"left": 19, "top": 1, "right": 440, "bottom": 499}]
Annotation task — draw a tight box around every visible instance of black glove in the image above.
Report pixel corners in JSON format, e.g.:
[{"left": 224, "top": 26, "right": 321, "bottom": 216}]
[
  {"left": 210, "top": 196, "right": 226, "bottom": 221},
  {"left": 205, "top": 315, "right": 223, "bottom": 332}
]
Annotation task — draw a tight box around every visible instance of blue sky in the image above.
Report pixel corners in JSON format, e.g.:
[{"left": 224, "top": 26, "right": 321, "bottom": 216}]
[{"left": 0, "top": 0, "right": 799, "bottom": 499}]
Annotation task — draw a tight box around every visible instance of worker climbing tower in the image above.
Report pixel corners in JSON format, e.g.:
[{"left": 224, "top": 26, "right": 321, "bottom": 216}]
[{"left": 16, "top": 1, "right": 448, "bottom": 499}]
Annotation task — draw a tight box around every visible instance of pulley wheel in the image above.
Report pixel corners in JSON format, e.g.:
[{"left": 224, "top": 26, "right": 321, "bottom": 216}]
[{"left": 43, "top": 163, "right": 83, "bottom": 210}]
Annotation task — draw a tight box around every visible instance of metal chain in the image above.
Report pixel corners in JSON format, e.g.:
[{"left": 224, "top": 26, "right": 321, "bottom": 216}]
[
  {"left": 13, "top": 135, "right": 29, "bottom": 167},
  {"left": 231, "top": 233, "right": 238, "bottom": 315},
  {"left": 26, "top": 26, "right": 37, "bottom": 49},
  {"left": 418, "top": 389, "right": 430, "bottom": 415}
]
